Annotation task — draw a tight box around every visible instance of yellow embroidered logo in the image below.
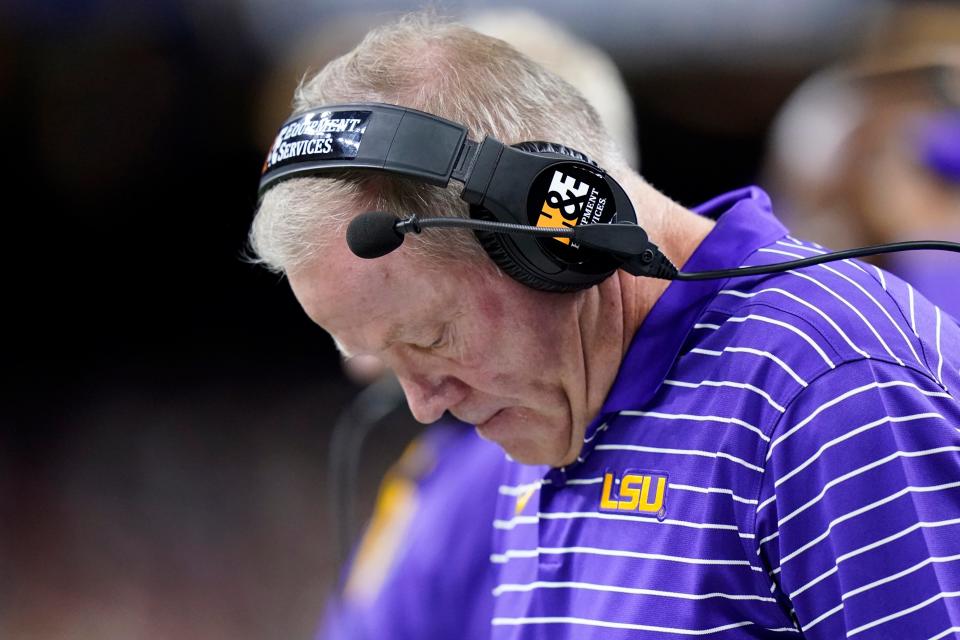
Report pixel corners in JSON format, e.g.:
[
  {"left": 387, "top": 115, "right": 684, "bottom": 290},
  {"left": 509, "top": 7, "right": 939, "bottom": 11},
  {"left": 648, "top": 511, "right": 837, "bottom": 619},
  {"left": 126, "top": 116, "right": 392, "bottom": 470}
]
[{"left": 599, "top": 469, "right": 668, "bottom": 520}]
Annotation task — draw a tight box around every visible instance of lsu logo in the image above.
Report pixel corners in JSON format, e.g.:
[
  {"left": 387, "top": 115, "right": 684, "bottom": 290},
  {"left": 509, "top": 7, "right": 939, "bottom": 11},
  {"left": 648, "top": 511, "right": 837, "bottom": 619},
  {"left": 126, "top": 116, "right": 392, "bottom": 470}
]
[
  {"left": 599, "top": 469, "right": 668, "bottom": 520},
  {"left": 536, "top": 170, "right": 591, "bottom": 245}
]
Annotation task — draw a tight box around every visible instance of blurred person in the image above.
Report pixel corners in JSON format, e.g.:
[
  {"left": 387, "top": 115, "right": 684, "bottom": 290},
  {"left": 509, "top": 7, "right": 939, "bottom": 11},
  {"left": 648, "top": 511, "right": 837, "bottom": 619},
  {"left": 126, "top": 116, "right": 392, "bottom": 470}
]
[
  {"left": 765, "top": 2, "right": 960, "bottom": 319},
  {"left": 252, "top": 13, "right": 960, "bottom": 640},
  {"left": 321, "top": 417, "right": 505, "bottom": 640},
  {"left": 465, "top": 9, "right": 638, "bottom": 170},
  {"left": 319, "top": 11, "right": 641, "bottom": 639}
]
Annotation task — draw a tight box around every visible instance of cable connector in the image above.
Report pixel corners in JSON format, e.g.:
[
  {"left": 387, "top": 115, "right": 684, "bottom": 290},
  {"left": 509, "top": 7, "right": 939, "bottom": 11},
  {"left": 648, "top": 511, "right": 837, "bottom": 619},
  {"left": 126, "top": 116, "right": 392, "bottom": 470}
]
[{"left": 621, "top": 245, "right": 679, "bottom": 280}]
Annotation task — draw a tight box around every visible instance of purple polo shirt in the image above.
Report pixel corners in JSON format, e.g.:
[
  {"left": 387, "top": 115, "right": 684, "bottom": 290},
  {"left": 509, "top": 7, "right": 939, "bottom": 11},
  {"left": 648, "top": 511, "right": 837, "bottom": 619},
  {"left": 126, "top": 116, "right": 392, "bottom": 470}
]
[{"left": 491, "top": 187, "right": 960, "bottom": 638}]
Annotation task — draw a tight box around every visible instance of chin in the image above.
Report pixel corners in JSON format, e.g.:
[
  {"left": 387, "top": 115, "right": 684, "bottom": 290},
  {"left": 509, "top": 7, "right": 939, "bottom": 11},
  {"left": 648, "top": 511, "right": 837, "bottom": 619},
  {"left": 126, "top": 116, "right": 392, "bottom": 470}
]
[{"left": 474, "top": 408, "right": 573, "bottom": 467}]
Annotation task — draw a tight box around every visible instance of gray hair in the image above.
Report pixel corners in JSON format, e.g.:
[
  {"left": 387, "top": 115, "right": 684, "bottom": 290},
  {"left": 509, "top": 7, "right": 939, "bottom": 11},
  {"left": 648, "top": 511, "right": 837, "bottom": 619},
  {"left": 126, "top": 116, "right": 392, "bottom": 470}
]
[
  {"left": 249, "top": 12, "right": 629, "bottom": 275},
  {"left": 464, "top": 8, "right": 638, "bottom": 169}
]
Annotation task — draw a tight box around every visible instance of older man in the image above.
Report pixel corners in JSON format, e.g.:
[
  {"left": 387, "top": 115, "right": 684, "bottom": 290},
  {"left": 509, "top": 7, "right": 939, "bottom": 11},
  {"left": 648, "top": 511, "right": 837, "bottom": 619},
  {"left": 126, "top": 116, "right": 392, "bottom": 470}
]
[
  {"left": 251, "top": 15, "right": 960, "bottom": 640},
  {"left": 316, "top": 12, "right": 643, "bottom": 640}
]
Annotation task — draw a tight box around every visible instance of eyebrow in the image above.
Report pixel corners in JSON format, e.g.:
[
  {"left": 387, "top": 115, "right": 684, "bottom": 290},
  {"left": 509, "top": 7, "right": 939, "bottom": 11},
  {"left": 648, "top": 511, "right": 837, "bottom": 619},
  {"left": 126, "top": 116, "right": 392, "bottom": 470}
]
[{"left": 331, "top": 321, "right": 406, "bottom": 360}]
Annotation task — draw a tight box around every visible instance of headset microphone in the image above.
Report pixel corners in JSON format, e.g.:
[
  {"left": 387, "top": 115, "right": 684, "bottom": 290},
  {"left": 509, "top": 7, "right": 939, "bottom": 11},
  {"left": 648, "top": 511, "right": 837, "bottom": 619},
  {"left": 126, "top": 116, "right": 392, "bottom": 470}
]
[
  {"left": 345, "top": 211, "right": 587, "bottom": 259},
  {"left": 346, "top": 212, "right": 677, "bottom": 277},
  {"left": 345, "top": 211, "right": 406, "bottom": 259},
  {"left": 346, "top": 211, "right": 590, "bottom": 258},
  {"left": 346, "top": 211, "right": 960, "bottom": 283}
]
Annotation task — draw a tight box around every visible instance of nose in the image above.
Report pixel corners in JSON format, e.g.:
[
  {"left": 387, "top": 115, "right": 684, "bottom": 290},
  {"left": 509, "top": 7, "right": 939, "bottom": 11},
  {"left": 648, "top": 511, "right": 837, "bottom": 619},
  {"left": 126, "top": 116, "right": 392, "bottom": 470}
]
[{"left": 396, "top": 372, "right": 468, "bottom": 424}]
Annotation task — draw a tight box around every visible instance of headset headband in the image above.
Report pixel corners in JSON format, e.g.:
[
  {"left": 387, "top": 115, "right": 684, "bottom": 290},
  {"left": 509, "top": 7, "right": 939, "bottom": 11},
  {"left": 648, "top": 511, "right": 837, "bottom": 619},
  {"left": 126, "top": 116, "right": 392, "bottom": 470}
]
[
  {"left": 258, "top": 101, "right": 634, "bottom": 229},
  {"left": 259, "top": 103, "right": 478, "bottom": 194},
  {"left": 258, "top": 101, "right": 640, "bottom": 291}
]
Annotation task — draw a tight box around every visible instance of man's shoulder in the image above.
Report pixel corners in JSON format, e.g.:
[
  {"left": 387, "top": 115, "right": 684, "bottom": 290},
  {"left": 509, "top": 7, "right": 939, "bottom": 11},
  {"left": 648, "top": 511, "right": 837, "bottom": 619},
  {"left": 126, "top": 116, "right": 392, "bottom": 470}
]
[{"left": 693, "top": 235, "right": 958, "bottom": 394}]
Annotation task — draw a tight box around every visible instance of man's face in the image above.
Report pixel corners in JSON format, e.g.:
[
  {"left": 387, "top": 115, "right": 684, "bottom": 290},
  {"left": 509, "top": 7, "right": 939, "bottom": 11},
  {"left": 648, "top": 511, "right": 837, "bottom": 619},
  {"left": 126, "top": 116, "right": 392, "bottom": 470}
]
[{"left": 288, "top": 235, "right": 593, "bottom": 467}]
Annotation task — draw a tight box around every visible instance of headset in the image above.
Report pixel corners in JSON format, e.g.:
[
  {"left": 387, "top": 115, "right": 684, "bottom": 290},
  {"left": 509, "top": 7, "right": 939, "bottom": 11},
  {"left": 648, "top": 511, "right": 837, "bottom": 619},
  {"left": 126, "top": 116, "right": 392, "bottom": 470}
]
[{"left": 258, "top": 102, "right": 960, "bottom": 292}]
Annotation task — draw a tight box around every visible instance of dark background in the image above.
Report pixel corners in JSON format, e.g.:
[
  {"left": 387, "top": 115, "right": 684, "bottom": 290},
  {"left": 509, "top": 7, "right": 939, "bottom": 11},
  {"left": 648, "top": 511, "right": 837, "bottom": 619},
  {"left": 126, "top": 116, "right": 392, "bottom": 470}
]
[{"left": 1, "top": 1, "right": 897, "bottom": 637}]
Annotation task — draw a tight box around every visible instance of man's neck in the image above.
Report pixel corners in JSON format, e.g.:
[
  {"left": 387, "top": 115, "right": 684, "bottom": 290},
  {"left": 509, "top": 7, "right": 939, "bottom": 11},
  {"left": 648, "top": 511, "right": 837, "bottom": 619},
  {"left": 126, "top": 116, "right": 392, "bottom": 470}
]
[
  {"left": 616, "top": 175, "right": 716, "bottom": 357},
  {"left": 571, "top": 176, "right": 715, "bottom": 464}
]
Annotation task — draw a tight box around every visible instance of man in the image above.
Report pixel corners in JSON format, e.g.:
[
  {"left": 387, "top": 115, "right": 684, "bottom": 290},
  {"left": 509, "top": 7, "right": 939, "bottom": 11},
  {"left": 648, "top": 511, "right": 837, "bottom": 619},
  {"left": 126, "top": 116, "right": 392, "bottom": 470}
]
[
  {"left": 251, "top": 14, "right": 960, "bottom": 639},
  {"left": 317, "top": 11, "right": 642, "bottom": 639}
]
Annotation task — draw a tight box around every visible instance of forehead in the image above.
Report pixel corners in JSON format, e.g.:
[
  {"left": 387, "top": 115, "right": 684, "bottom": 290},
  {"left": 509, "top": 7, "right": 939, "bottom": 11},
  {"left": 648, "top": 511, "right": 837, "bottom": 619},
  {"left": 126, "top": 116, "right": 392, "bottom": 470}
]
[{"left": 287, "top": 239, "right": 473, "bottom": 351}]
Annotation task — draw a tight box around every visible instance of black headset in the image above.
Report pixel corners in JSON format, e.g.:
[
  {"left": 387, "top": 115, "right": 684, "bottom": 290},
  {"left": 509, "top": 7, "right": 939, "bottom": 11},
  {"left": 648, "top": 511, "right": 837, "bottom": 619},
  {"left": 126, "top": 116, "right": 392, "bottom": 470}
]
[
  {"left": 258, "top": 102, "right": 960, "bottom": 291},
  {"left": 259, "top": 102, "right": 645, "bottom": 292}
]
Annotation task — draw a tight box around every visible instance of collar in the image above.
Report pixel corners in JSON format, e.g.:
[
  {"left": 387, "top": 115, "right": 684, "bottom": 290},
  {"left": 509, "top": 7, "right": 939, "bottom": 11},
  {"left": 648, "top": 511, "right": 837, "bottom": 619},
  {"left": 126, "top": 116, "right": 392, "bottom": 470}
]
[{"left": 553, "top": 186, "right": 788, "bottom": 476}]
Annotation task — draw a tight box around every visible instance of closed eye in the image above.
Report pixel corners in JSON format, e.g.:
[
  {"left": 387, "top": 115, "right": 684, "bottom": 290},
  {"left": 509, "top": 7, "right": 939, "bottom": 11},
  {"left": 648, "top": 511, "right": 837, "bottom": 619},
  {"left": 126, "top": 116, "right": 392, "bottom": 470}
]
[{"left": 428, "top": 325, "right": 448, "bottom": 349}]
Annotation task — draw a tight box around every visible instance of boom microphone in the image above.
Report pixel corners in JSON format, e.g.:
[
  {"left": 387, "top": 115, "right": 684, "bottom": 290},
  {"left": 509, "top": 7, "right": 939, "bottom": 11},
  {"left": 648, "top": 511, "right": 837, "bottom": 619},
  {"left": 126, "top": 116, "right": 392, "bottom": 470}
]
[
  {"left": 345, "top": 211, "right": 406, "bottom": 259},
  {"left": 345, "top": 211, "right": 960, "bottom": 282},
  {"left": 345, "top": 211, "right": 586, "bottom": 258},
  {"left": 345, "top": 211, "right": 653, "bottom": 257}
]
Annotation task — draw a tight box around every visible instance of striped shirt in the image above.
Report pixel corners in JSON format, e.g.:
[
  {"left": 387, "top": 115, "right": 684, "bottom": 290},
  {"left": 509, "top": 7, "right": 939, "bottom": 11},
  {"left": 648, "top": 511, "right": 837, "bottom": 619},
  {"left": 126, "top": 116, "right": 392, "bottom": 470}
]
[{"left": 491, "top": 187, "right": 960, "bottom": 639}]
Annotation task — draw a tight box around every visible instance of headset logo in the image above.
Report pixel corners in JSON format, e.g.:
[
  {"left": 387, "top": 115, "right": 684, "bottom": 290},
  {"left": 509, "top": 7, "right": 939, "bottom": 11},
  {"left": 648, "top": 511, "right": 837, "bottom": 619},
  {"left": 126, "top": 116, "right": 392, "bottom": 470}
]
[
  {"left": 599, "top": 469, "right": 668, "bottom": 519},
  {"left": 535, "top": 170, "right": 591, "bottom": 245}
]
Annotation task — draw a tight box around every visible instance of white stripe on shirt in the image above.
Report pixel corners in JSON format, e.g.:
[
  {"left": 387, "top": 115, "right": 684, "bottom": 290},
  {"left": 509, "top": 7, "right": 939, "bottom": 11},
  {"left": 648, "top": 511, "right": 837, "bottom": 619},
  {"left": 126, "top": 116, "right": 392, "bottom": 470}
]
[
  {"left": 843, "top": 552, "right": 960, "bottom": 601},
  {"left": 773, "top": 412, "right": 945, "bottom": 489},
  {"left": 694, "top": 322, "right": 721, "bottom": 330},
  {"left": 766, "top": 379, "right": 949, "bottom": 461},
  {"left": 719, "top": 287, "right": 870, "bottom": 359},
  {"left": 776, "top": 480, "right": 960, "bottom": 569},
  {"left": 490, "top": 545, "right": 762, "bottom": 570},
  {"left": 777, "top": 446, "right": 960, "bottom": 528},
  {"left": 936, "top": 305, "right": 945, "bottom": 386},
  {"left": 908, "top": 283, "right": 918, "bottom": 336},
  {"left": 669, "top": 483, "right": 758, "bottom": 505},
  {"left": 498, "top": 481, "right": 543, "bottom": 496},
  {"left": 799, "top": 256, "right": 924, "bottom": 367},
  {"left": 786, "top": 269, "right": 904, "bottom": 366},
  {"left": 928, "top": 626, "right": 960, "bottom": 640},
  {"left": 688, "top": 346, "right": 808, "bottom": 387},
  {"left": 848, "top": 590, "right": 960, "bottom": 637},
  {"left": 873, "top": 264, "right": 887, "bottom": 290},
  {"left": 662, "top": 378, "right": 787, "bottom": 413},
  {"left": 596, "top": 443, "right": 764, "bottom": 473},
  {"left": 725, "top": 313, "right": 835, "bottom": 369},
  {"left": 491, "top": 580, "right": 778, "bottom": 602},
  {"left": 491, "top": 616, "right": 763, "bottom": 636},
  {"left": 492, "top": 511, "right": 747, "bottom": 535},
  {"left": 789, "top": 517, "right": 960, "bottom": 600},
  {"left": 622, "top": 408, "right": 770, "bottom": 440}
]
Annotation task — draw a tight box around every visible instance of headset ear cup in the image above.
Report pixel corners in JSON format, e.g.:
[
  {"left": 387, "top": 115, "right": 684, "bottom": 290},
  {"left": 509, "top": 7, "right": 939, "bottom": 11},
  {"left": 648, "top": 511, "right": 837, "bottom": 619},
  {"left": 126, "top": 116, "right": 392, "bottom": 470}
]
[
  {"left": 470, "top": 204, "right": 580, "bottom": 292},
  {"left": 511, "top": 140, "right": 599, "bottom": 167},
  {"left": 468, "top": 140, "right": 612, "bottom": 292}
]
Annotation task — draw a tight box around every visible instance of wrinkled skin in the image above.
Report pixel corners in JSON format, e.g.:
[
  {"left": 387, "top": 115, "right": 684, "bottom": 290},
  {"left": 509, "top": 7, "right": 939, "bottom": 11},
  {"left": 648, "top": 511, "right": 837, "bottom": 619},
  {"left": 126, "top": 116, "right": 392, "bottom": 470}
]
[{"left": 289, "top": 235, "right": 629, "bottom": 467}]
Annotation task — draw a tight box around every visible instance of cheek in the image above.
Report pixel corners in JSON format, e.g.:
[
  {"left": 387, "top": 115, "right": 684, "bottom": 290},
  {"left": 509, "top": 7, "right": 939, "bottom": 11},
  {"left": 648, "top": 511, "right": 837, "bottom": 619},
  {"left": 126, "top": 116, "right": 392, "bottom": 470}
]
[
  {"left": 470, "top": 293, "right": 570, "bottom": 375},
  {"left": 516, "top": 301, "right": 575, "bottom": 355},
  {"left": 476, "top": 285, "right": 505, "bottom": 321},
  {"left": 456, "top": 275, "right": 578, "bottom": 380}
]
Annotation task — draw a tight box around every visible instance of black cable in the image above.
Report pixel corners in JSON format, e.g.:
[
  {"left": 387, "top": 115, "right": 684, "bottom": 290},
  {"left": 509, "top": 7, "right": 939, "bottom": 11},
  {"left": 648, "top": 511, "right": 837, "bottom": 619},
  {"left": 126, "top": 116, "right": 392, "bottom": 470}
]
[
  {"left": 673, "top": 240, "right": 960, "bottom": 281},
  {"left": 401, "top": 215, "right": 960, "bottom": 281}
]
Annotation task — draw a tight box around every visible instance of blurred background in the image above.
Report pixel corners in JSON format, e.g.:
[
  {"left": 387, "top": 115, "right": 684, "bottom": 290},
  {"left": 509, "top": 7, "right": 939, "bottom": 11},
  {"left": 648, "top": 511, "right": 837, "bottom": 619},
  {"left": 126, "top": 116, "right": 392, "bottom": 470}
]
[{"left": 3, "top": 1, "right": 958, "bottom": 638}]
